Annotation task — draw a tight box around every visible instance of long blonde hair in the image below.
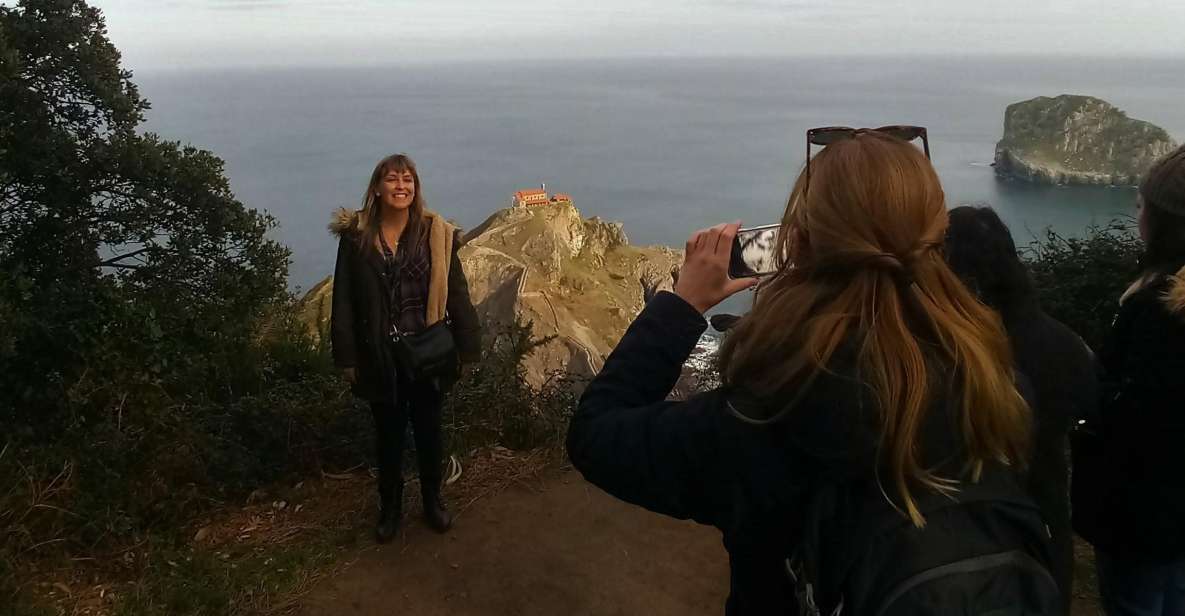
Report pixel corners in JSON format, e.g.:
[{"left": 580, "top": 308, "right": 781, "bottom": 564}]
[
  {"left": 357, "top": 154, "right": 428, "bottom": 254},
  {"left": 718, "top": 132, "right": 1031, "bottom": 526}
]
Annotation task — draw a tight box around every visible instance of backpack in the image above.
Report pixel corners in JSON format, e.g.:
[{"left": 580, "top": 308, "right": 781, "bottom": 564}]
[{"left": 788, "top": 471, "right": 1062, "bottom": 616}]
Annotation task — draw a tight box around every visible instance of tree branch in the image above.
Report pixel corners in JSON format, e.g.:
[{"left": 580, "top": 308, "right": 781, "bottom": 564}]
[{"left": 98, "top": 247, "right": 153, "bottom": 267}]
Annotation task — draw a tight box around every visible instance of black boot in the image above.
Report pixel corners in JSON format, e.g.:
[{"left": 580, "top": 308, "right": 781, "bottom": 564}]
[
  {"left": 422, "top": 485, "right": 453, "bottom": 533},
  {"left": 375, "top": 485, "right": 402, "bottom": 543}
]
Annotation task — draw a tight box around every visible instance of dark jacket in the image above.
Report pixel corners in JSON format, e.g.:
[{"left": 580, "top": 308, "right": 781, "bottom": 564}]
[
  {"left": 1076, "top": 262, "right": 1185, "bottom": 562},
  {"left": 996, "top": 299, "right": 1097, "bottom": 607},
  {"left": 567, "top": 291, "right": 1048, "bottom": 615},
  {"left": 329, "top": 208, "right": 481, "bottom": 402}
]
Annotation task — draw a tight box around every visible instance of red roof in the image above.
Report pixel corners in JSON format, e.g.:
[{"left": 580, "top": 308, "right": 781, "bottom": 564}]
[
  {"left": 552, "top": 193, "right": 572, "bottom": 201},
  {"left": 514, "top": 189, "right": 546, "bottom": 198}
]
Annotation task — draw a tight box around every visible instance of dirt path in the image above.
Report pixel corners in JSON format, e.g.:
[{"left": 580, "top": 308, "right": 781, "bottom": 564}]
[
  {"left": 296, "top": 470, "right": 729, "bottom": 616},
  {"left": 295, "top": 466, "right": 1103, "bottom": 616}
]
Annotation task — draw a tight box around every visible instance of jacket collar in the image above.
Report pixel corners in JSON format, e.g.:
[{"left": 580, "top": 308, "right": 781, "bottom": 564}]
[
  {"left": 329, "top": 207, "right": 457, "bottom": 327},
  {"left": 1120, "top": 262, "right": 1185, "bottom": 321}
]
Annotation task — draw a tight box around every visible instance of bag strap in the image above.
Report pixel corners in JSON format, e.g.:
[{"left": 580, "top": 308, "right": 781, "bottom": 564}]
[{"left": 789, "top": 481, "right": 843, "bottom": 616}]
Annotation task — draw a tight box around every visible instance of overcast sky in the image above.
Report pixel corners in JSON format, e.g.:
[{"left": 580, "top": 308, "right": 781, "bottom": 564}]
[{"left": 82, "top": 0, "right": 1185, "bottom": 71}]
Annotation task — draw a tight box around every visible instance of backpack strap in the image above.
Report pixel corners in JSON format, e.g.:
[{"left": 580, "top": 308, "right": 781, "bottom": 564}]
[{"left": 788, "top": 481, "right": 843, "bottom": 616}]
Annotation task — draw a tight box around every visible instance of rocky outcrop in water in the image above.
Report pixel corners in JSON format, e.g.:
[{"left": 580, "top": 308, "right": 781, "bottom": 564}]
[
  {"left": 994, "top": 95, "right": 1177, "bottom": 186},
  {"left": 300, "top": 201, "right": 683, "bottom": 387}
]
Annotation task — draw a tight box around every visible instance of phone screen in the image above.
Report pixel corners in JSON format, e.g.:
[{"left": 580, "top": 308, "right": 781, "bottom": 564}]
[{"left": 729, "top": 224, "right": 780, "bottom": 278}]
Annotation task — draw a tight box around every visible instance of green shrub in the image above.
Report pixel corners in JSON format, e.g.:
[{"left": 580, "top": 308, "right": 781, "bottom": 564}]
[
  {"left": 444, "top": 319, "right": 581, "bottom": 454},
  {"left": 1023, "top": 221, "right": 1143, "bottom": 351}
]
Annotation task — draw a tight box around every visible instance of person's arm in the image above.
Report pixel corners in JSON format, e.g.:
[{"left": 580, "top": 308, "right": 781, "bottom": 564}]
[
  {"left": 1069, "top": 334, "right": 1101, "bottom": 425},
  {"left": 446, "top": 230, "right": 482, "bottom": 363},
  {"left": 568, "top": 222, "right": 757, "bottom": 524},
  {"left": 567, "top": 291, "right": 730, "bottom": 523},
  {"left": 330, "top": 237, "right": 359, "bottom": 371}
]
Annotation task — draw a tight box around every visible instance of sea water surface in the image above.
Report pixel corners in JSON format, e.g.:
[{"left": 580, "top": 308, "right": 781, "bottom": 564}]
[{"left": 134, "top": 55, "right": 1185, "bottom": 292}]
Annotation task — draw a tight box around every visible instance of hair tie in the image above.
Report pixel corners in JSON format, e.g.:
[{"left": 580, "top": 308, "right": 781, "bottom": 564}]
[{"left": 893, "top": 267, "right": 916, "bottom": 289}]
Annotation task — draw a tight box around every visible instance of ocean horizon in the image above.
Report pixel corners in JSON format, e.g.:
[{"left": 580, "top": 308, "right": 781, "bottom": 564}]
[{"left": 133, "top": 54, "right": 1185, "bottom": 292}]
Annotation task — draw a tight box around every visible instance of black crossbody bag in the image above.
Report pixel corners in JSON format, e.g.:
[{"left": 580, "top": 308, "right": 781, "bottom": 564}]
[
  {"left": 389, "top": 318, "right": 457, "bottom": 383},
  {"left": 379, "top": 231, "right": 458, "bottom": 382}
]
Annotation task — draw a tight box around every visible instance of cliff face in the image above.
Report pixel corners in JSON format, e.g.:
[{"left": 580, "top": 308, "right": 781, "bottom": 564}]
[
  {"left": 300, "top": 201, "right": 683, "bottom": 387},
  {"left": 459, "top": 201, "right": 682, "bottom": 386},
  {"left": 994, "top": 95, "right": 1177, "bottom": 186}
]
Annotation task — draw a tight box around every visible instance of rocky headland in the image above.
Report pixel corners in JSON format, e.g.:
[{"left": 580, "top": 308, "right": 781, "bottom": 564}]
[
  {"left": 994, "top": 94, "right": 1177, "bottom": 186},
  {"left": 300, "top": 200, "right": 683, "bottom": 386}
]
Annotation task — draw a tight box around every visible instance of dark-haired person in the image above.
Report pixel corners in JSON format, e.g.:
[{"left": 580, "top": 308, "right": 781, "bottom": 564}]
[
  {"left": 567, "top": 131, "right": 1058, "bottom": 614},
  {"left": 1076, "top": 145, "right": 1185, "bottom": 616},
  {"left": 945, "top": 205, "right": 1098, "bottom": 613},
  {"left": 329, "top": 154, "right": 481, "bottom": 542}
]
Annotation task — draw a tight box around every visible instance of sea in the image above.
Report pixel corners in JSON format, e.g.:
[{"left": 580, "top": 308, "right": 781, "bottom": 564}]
[{"left": 134, "top": 55, "right": 1185, "bottom": 304}]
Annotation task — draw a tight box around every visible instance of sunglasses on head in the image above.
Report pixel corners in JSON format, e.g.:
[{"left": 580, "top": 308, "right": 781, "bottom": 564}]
[{"left": 805, "top": 125, "right": 931, "bottom": 188}]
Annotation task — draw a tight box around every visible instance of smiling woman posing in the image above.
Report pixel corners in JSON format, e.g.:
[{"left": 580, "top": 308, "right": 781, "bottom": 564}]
[{"left": 329, "top": 154, "right": 481, "bottom": 543}]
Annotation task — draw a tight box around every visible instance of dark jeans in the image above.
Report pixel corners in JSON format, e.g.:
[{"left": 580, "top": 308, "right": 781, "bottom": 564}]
[
  {"left": 369, "top": 377, "right": 444, "bottom": 503},
  {"left": 1097, "top": 549, "right": 1185, "bottom": 616}
]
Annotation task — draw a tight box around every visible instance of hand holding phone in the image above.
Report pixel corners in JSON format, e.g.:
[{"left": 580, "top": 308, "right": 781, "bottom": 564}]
[
  {"left": 728, "top": 224, "right": 780, "bottom": 278},
  {"left": 673, "top": 222, "right": 760, "bottom": 314}
]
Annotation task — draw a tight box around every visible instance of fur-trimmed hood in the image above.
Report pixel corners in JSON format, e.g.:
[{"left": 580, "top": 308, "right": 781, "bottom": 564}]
[
  {"left": 1122, "top": 264, "right": 1185, "bottom": 320},
  {"left": 329, "top": 207, "right": 458, "bottom": 326},
  {"left": 1166, "top": 265, "right": 1185, "bottom": 318},
  {"left": 328, "top": 207, "right": 359, "bottom": 237},
  {"left": 328, "top": 207, "right": 456, "bottom": 239}
]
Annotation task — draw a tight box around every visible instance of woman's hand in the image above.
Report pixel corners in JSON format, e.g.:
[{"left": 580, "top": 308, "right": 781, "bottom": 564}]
[
  {"left": 673, "top": 222, "right": 759, "bottom": 314},
  {"left": 341, "top": 367, "right": 357, "bottom": 384}
]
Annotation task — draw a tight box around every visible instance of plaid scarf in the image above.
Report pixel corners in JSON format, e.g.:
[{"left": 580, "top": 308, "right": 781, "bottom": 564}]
[{"left": 378, "top": 231, "right": 430, "bottom": 335}]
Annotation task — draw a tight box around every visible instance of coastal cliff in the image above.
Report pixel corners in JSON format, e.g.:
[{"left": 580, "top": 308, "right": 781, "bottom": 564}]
[
  {"left": 299, "top": 201, "right": 683, "bottom": 386},
  {"left": 994, "top": 95, "right": 1177, "bottom": 186}
]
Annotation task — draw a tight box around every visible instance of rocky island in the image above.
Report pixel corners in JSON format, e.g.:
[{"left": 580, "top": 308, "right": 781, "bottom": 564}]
[
  {"left": 300, "top": 199, "right": 683, "bottom": 386},
  {"left": 994, "top": 95, "right": 1177, "bottom": 186}
]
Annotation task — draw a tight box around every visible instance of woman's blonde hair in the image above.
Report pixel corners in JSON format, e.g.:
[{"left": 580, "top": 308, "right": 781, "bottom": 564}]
[
  {"left": 718, "top": 132, "right": 1031, "bottom": 526},
  {"left": 357, "top": 154, "right": 427, "bottom": 253}
]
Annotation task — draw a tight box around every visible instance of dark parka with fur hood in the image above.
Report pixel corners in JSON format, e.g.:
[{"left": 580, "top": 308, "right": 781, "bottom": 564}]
[
  {"left": 328, "top": 207, "right": 482, "bottom": 401},
  {"left": 1075, "top": 262, "right": 1185, "bottom": 562}
]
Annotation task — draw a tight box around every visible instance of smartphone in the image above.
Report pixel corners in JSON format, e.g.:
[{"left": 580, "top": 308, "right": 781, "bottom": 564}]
[{"left": 729, "top": 224, "right": 780, "bottom": 278}]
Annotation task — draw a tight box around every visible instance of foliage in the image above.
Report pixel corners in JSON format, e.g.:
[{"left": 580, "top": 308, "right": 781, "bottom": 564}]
[
  {"left": 0, "top": 0, "right": 330, "bottom": 605},
  {"left": 0, "top": 2, "right": 1151, "bottom": 614},
  {"left": 445, "top": 319, "right": 580, "bottom": 454},
  {"left": 1023, "top": 220, "right": 1143, "bottom": 351},
  {"left": 0, "top": 0, "right": 289, "bottom": 425},
  {"left": 110, "top": 534, "right": 341, "bottom": 616}
]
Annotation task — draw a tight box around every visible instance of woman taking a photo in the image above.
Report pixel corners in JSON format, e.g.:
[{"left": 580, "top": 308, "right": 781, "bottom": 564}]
[
  {"left": 567, "top": 130, "right": 1057, "bottom": 614},
  {"left": 330, "top": 154, "right": 481, "bottom": 542},
  {"left": 1076, "top": 144, "right": 1185, "bottom": 616}
]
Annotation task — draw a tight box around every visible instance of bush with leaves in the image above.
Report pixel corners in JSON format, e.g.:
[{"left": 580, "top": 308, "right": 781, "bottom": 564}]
[
  {"left": 1023, "top": 221, "right": 1143, "bottom": 351},
  {"left": 0, "top": 0, "right": 345, "bottom": 589},
  {"left": 444, "top": 318, "right": 581, "bottom": 454},
  {"left": 0, "top": 0, "right": 290, "bottom": 423}
]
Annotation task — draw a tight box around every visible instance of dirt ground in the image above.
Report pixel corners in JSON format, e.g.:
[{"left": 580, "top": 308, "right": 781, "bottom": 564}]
[
  {"left": 296, "top": 470, "right": 729, "bottom": 616},
  {"left": 296, "top": 468, "right": 1104, "bottom": 616}
]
